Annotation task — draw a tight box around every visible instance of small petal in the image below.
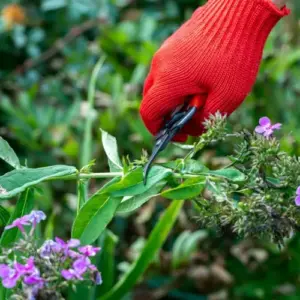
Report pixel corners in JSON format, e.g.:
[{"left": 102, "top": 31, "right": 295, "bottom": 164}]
[
  {"left": 255, "top": 126, "right": 266, "bottom": 134},
  {"left": 263, "top": 129, "right": 274, "bottom": 137},
  {"left": 271, "top": 123, "right": 282, "bottom": 130},
  {"left": 79, "top": 245, "right": 101, "bottom": 257},
  {"left": 295, "top": 196, "right": 300, "bottom": 207},
  {"left": 296, "top": 186, "right": 300, "bottom": 196},
  {"left": 61, "top": 270, "right": 74, "bottom": 280},
  {"left": 67, "top": 239, "right": 80, "bottom": 248},
  {"left": 24, "top": 275, "right": 44, "bottom": 286},
  {"left": 259, "top": 117, "right": 271, "bottom": 127},
  {"left": 0, "top": 264, "right": 10, "bottom": 279},
  {"left": 28, "top": 211, "right": 46, "bottom": 225}
]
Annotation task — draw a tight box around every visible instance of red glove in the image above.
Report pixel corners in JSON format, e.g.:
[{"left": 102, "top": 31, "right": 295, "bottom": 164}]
[{"left": 140, "top": 0, "right": 289, "bottom": 142}]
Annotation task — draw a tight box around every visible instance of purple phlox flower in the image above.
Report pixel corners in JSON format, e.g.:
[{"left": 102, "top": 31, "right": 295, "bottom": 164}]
[
  {"left": 24, "top": 273, "right": 44, "bottom": 286},
  {"left": 255, "top": 117, "right": 281, "bottom": 138},
  {"left": 73, "top": 256, "right": 91, "bottom": 274},
  {"left": 5, "top": 215, "right": 30, "bottom": 234},
  {"left": 0, "top": 264, "right": 10, "bottom": 279},
  {"left": 61, "top": 256, "right": 90, "bottom": 281},
  {"left": 28, "top": 210, "right": 46, "bottom": 228},
  {"left": 295, "top": 186, "right": 300, "bottom": 206},
  {"left": 61, "top": 268, "right": 84, "bottom": 281},
  {"left": 55, "top": 237, "right": 80, "bottom": 257},
  {"left": 2, "top": 268, "right": 21, "bottom": 289},
  {"left": 14, "top": 257, "right": 37, "bottom": 276},
  {"left": 78, "top": 245, "right": 101, "bottom": 257},
  {"left": 39, "top": 240, "right": 59, "bottom": 258}
]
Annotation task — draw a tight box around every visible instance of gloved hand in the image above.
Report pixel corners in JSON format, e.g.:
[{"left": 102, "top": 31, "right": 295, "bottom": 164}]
[{"left": 140, "top": 0, "right": 289, "bottom": 142}]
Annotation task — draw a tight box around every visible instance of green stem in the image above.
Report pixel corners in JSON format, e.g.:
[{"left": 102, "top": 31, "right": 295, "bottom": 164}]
[
  {"left": 81, "top": 56, "right": 106, "bottom": 167},
  {"left": 47, "top": 172, "right": 201, "bottom": 182},
  {"left": 100, "top": 200, "right": 184, "bottom": 300}
]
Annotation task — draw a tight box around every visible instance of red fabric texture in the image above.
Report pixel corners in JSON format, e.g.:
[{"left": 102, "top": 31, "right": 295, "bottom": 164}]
[{"left": 140, "top": 0, "right": 290, "bottom": 142}]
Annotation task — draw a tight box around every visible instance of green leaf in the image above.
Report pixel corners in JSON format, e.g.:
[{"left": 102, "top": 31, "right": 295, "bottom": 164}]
[
  {"left": 106, "top": 166, "right": 172, "bottom": 197},
  {"left": 72, "top": 193, "right": 122, "bottom": 245},
  {"left": 1, "top": 188, "right": 34, "bottom": 247},
  {"left": 204, "top": 168, "right": 246, "bottom": 182},
  {"left": 182, "top": 230, "right": 208, "bottom": 260},
  {"left": 101, "top": 129, "right": 123, "bottom": 172},
  {"left": 161, "top": 177, "right": 205, "bottom": 200},
  {"left": 0, "top": 206, "right": 10, "bottom": 226},
  {"left": 117, "top": 182, "right": 166, "bottom": 214},
  {"left": 172, "top": 230, "right": 208, "bottom": 269},
  {"left": 100, "top": 201, "right": 184, "bottom": 300},
  {"left": 172, "top": 231, "right": 191, "bottom": 269},
  {"left": 0, "top": 165, "right": 77, "bottom": 200},
  {"left": 0, "top": 137, "right": 21, "bottom": 169},
  {"left": 77, "top": 180, "right": 88, "bottom": 211}
]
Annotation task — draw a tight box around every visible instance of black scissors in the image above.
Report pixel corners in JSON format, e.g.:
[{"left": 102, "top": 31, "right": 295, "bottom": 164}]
[{"left": 143, "top": 95, "right": 203, "bottom": 185}]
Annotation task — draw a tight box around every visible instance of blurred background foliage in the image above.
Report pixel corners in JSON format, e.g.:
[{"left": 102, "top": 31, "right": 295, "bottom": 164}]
[{"left": 0, "top": 0, "right": 300, "bottom": 299}]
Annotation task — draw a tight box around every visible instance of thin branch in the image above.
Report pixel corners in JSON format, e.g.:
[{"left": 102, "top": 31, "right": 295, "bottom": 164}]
[{"left": 13, "top": 18, "right": 106, "bottom": 75}]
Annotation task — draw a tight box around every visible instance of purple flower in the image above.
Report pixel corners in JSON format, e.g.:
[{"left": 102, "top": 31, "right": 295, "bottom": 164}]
[
  {"left": 2, "top": 268, "right": 21, "bottom": 288},
  {"left": 28, "top": 211, "right": 46, "bottom": 228},
  {"left": 61, "top": 257, "right": 94, "bottom": 282},
  {"left": 54, "top": 237, "right": 80, "bottom": 257},
  {"left": 0, "top": 264, "right": 10, "bottom": 279},
  {"left": 295, "top": 187, "right": 300, "bottom": 206},
  {"left": 24, "top": 274, "right": 44, "bottom": 286},
  {"left": 255, "top": 117, "right": 281, "bottom": 138},
  {"left": 61, "top": 269, "right": 84, "bottom": 281},
  {"left": 73, "top": 256, "right": 90, "bottom": 274},
  {"left": 39, "top": 240, "right": 59, "bottom": 258},
  {"left": 78, "top": 245, "right": 101, "bottom": 257},
  {"left": 14, "top": 257, "right": 36, "bottom": 276},
  {"left": 55, "top": 237, "right": 80, "bottom": 249},
  {"left": 5, "top": 215, "right": 30, "bottom": 234}
]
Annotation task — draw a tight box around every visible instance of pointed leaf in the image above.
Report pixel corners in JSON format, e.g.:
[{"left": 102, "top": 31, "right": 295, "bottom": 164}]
[
  {"left": 0, "top": 206, "right": 10, "bottom": 226},
  {"left": 0, "top": 165, "right": 77, "bottom": 200},
  {"left": 1, "top": 188, "right": 34, "bottom": 246},
  {"left": 0, "top": 137, "right": 21, "bottom": 169},
  {"left": 204, "top": 168, "right": 246, "bottom": 182},
  {"left": 101, "top": 129, "right": 123, "bottom": 172},
  {"left": 172, "top": 231, "right": 191, "bottom": 268},
  {"left": 106, "top": 166, "right": 171, "bottom": 197},
  {"left": 117, "top": 182, "right": 166, "bottom": 214},
  {"left": 72, "top": 193, "right": 121, "bottom": 245},
  {"left": 161, "top": 177, "right": 205, "bottom": 200}
]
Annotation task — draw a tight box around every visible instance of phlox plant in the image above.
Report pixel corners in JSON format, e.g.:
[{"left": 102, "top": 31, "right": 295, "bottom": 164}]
[
  {"left": 0, "top": 210, "right": 101, "bottom": 299},
  {"left": 1, "top": 110, "right": 300, "bottom": 299},
  {"left": 0, "top": 60, "right": 300, "bottom": 299}
]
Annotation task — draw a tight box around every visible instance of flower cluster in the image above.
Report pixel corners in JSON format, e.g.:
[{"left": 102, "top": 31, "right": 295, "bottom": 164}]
[{"left": 0, "top": 210, "right": 102, "bottom": 299}]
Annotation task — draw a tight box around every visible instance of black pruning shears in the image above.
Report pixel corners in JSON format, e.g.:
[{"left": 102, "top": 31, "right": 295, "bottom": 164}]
[{"left": 143, "top": 95, "right": 203, "bottom": 185}]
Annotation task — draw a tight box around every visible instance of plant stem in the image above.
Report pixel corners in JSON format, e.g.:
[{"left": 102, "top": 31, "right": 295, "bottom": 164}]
[
  {"left": 81, "top": 56, "right": 106, "bottom": 168},
  {"left": 47, "top": 172, "right": 201, "bottom": 182}
]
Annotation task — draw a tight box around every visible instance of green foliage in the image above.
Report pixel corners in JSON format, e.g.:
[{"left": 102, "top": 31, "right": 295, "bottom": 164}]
[
  {"left": 0, "top": 165, "right": 77, "bottom": 199},
  {"left": 0, "top": 0, "right": 300, "bottom": 298}
]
